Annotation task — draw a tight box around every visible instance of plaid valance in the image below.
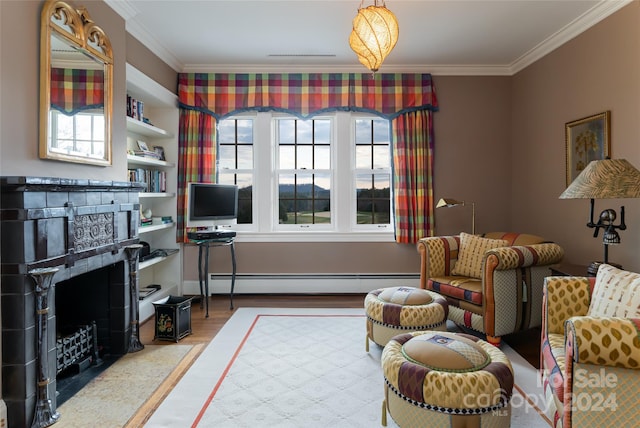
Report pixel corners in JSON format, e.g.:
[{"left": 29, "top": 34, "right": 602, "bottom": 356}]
[
  {"left": 50, "top": 68, "right": 104, "bottom": 115},
  {"left": 178, "top": 73, "right": 438, "bottom": 119}
]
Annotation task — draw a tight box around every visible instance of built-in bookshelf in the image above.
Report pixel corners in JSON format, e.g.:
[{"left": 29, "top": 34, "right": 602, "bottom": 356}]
[{"left": 126, "top": 63, "right": 182, "bottom": 321}]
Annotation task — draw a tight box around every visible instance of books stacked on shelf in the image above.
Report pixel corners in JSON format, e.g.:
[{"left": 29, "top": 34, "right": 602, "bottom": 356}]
[
  {"left": 127, "top": 94, "right": 144, "bottom": 121},
  {"left": 128, "top": 168, "right": 167, "bottom": 193},
  {"left": 132, "top": 149, "right": 162, "bottom": 159},
  {"left": 140, "top": 217, "right": 153, "bottom": 227},
  {"left": 152, "top": 216, "right": 174, "bottom": 225},
  {"left": 139, "top": 284, "right": 161, "bottom": 300}
]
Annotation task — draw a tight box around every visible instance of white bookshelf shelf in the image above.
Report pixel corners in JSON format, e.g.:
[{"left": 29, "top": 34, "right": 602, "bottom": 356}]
[
  {"left": 139, "top": 192, "right": 176, "bottom": 198},
  {"left": 127, "top": 154, "right": 175, "bottom": 168},
  {"left": 139, "top": 222, "right": 175, "bottom": 234},
  {"left": 139, "top": 250, "right": 179, "bottom": 270},
  {"left": 126, "top": 116, "right": 174, "bottom": 138}
]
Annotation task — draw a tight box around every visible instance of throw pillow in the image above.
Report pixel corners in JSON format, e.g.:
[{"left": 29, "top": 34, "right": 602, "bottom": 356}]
[
  {"left": 588, "top": 264, "right": 640, "bottom": 318},
  {"left": 451, "top": 232, "right": 508, "bottom": 279}
]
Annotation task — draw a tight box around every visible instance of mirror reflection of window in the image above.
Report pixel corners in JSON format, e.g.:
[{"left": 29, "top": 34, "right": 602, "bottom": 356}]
[{"left": 49, "top": 110, "right": 105, "bottom": 158}]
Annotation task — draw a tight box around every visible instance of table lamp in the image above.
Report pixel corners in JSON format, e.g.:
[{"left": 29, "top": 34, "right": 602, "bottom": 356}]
[{"left": 559, "top": 158, "right": 640, "bottom": 275}]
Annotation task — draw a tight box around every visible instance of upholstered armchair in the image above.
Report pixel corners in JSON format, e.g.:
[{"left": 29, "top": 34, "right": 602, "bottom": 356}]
[
  {"left": 540, "top": 264, "right": 640, "bottom": 428},
  {"left": 417, "top": 232, "right": 564, "bottom": 345}
]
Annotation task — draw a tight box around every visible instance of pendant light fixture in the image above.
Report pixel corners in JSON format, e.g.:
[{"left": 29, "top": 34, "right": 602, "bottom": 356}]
[{"left": 349, "top": 0, "right": 399, "bottom": 73}]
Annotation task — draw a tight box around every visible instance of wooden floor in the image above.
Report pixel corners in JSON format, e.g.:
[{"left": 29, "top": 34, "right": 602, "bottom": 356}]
[{"left": 139, "top": 293, "right": 541, "bottom": 368}]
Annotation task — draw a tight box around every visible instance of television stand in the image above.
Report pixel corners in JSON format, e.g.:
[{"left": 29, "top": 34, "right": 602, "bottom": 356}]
[{"left": 188, "top": 233, "right": 236, "bottom": 317}]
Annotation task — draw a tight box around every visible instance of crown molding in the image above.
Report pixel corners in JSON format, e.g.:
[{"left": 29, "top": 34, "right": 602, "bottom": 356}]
[
  {"left": 104, "top": 0, "right": 182, "bottom": 71},
  {"left": 181, "top": 63, "right": 513, "bottom": 76},
  {"left": 509, "top": 0, "right": 633, "bottom": 74},
  {"left": 103, "top": 0, "right": 138, "bottom": 20}
]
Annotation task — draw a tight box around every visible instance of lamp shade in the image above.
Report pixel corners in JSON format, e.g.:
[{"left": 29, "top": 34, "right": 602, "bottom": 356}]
[
  {"left": 349, "top": 2, "right": 399, "bottom": 72},
  {"left": 436, "top": 198, "right": 464, "bottom": 208},
  {"left": 559, "top": 158, "right": 640, "bottom": 199}
]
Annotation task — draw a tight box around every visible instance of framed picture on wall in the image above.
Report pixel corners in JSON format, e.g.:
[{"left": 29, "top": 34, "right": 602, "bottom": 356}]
[{"left": 565, "top": 111, "right": 610, "bottom": 186}]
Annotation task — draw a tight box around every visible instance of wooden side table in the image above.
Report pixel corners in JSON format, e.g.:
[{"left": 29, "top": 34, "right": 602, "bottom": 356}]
[{"left": 549, "top": 263, "right": 591, "bottom": 277}]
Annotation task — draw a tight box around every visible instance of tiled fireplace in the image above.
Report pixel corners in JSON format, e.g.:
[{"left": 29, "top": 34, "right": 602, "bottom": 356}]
[{"left": 0, "top": 177, "right": 143, "bottom": 428}]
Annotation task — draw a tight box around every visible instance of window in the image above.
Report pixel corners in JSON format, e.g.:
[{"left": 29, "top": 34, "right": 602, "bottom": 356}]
[
  {"left": 217, "top": 119, "right": 254, "bottom": 225},
  {"left": 354, "top": 118, "right": 392, "bottom": 226},
  {"left": 49, "top": 110, "right": 105, "bottom": 157},
  {"left": 217, "top": 111, "right": 393, "bottom": 241},
  {"left": 276, "top": 119, "right": 332, "bottom": 226}
]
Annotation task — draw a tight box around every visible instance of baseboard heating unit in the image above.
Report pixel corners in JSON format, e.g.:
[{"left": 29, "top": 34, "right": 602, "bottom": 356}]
[{"left": 182, "top": 273, "right": 420, "bottom": 295}]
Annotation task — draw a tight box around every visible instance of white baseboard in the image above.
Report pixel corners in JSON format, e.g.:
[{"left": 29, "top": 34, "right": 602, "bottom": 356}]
[{"left": 182, "top": 273, "right": 420, "bottom": 295}]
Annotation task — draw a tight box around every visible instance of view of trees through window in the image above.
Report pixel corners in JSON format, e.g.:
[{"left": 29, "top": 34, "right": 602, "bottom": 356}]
[
  {"left": 355, "top": 118, "right": 391, "bottom": 224},
  {"left": 276, "top": 119, "right": 331, "bottom": 224}
]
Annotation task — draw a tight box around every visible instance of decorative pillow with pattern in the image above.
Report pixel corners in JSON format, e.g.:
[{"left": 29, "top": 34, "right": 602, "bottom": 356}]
[
  {"left": 451, "top": 232, "right": 508, "bottom": 279},
  {"left": 588, "top": 263, "right": 640, "bottom": 318}
]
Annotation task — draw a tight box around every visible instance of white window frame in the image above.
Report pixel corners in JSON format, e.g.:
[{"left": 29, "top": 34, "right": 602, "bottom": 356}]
[
  {"left": 273, "top": 115, "right": 334, "bottom": 233},
  {"left": 350, "top": 114, "right": 394, "bottom": 232},
  {"left": 223, "top": 111, "right": 395, "bottom": 243}
]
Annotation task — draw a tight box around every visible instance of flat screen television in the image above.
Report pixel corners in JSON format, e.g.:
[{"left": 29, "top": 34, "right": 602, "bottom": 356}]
[{"left": 186, "top": 182, "right": 238, "bottom": 229}]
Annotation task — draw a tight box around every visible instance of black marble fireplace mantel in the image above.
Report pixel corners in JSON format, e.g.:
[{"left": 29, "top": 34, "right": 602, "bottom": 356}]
[{"left": 1, "top": 176, "right": 145, "bottom": 428}]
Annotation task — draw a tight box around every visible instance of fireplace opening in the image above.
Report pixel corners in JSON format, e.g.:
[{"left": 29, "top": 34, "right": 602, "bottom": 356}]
[{"left": 54, "top": 261, "right": 128, "bottom": 405}]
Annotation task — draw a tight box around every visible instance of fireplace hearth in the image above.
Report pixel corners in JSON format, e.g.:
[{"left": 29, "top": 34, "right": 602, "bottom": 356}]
[{"left": 1, "top": 177, "right": 144, "bottom": 428}]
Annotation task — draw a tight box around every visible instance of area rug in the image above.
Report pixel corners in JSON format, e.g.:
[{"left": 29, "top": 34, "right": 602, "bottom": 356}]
[
  {"left": 145, "top": 308, "right": 552, "bottom": 427},
  {"left": 55, "top": 343, "right": 202, "bottom": 428}
]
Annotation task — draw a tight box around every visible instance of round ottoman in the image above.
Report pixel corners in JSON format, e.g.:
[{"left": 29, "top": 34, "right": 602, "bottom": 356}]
[
  {"left": 365, "top": 286, "right": 448, "bottom": 350},
  {"left": 381, "top": 331, "right": 513, "bottom": 427}
]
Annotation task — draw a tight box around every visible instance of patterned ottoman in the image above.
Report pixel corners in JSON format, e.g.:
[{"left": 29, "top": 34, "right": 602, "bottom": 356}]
[
  {"left": 365, "top": 286, "right": 448, "bottom": 350},
  {"left": 381, "top": 331, "right": 513, "bottom": 427}
]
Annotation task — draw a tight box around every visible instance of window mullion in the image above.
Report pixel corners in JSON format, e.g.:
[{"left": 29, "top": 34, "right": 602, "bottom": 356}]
[
  {"left": 254, "top": 112, "right": 273, "bottom": 232},
  {"left": 334, "top": 112, "right": 351, "bottom": 232}
]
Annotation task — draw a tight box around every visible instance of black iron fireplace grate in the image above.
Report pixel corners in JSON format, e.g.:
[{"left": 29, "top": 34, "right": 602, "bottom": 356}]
[{"left": 56, "top": 322, "right": 101, "bottom": 375}]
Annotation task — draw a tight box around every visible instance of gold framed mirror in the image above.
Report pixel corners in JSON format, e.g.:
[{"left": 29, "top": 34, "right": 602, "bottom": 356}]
[{"left": 39, "top": 0, "right": 113, "bottom": 166}]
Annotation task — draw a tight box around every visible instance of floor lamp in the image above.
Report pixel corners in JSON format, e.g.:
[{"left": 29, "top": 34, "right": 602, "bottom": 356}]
[
  {"left": 560, "top": 158, "right": 640, "bottom": 275},
  {"left": 436, "top": 198, "right": 475, "bottom": 235}
]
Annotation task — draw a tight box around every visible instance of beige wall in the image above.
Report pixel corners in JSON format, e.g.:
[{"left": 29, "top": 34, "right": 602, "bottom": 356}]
[
  {"left": 431, "top": 76, "right": 512, "bottom": 236},
  {"left": 511, "top": 1, "right": 640, "bottom": 272},
  {"left": 2, "top": 1, "right": 640, "bottom": 278},
  {"left": 126, "top": 33, "right": 177, "bottom": 94}
]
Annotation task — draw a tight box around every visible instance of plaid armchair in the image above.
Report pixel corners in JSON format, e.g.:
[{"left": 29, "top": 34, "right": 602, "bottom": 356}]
[
  {"left": 541, "top": 264, "right": 640, "bottom": 428},
  {"left": 417, "top": 232, "right": 564, "bottom": 345}
]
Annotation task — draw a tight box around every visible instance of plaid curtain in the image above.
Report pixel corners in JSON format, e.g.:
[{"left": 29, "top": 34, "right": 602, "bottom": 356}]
[
  {"left": 392, "top": 110, "right": 435, "bottom": 243},
  {"left": 177, "top": 109, "right": 216, "bottom": 242},
  {"left": 178, "top": 73, "right": 438, "bottom": 243},
  {"left": 50, "top": 68, "right": 104, "bottom": 114}
]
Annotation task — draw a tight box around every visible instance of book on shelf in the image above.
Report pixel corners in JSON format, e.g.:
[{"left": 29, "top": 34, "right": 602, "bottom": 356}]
[
  {"left": 139, "top": 284, "right": 161, "bottom": 300},
  {"left": 126, "top": 94, "right": 145, "bottom": 122},
  {"left": 128, "top": 168, "right": 167, "bottom": 193},
  {"left": 132, "top": 149, "right": 161, "bottom": 159},
  {"left": 152, "top": 216, "right": 174, "bottom": 225}
]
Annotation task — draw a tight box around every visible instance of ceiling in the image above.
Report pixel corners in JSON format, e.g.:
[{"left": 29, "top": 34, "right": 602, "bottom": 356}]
[{"left": 105, "top": 0, "right": 631, "bottom": 76}]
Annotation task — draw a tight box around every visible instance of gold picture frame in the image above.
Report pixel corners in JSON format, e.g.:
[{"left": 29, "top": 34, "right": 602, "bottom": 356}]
[
  {"left": 565, "top": 111, "right": 610, "bottom": 186},
  {"left": 40, "top": 0, "right": 113, "bottom": 166}
]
